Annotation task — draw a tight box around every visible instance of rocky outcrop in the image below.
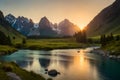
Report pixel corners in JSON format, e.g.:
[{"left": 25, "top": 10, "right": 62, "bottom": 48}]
[
  {"left": 5, "top": 14, "right": 34, "bottom": 36},
  {"left": 7, "top": 72, "right": 21, "bottom": 80},
  {"left": 38, "top": 16, "right": 57, "bottom": 37}
]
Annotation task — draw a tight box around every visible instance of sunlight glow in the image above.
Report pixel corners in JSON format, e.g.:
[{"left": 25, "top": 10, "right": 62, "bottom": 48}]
[{"left": 1, "top": 0, "right": 114, "bottom": 28}]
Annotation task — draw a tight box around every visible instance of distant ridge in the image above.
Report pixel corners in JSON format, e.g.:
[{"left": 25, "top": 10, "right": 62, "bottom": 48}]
[{"left": 5, "top": 14, "right": 80, "bottom": 37}]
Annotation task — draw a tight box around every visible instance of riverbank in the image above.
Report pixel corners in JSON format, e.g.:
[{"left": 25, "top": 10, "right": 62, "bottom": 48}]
[
  {"left": 0, "top": 38, "right": 98, "bottom": 55},
  {"left": 0, "top": 62, "right": 46, "bottom": 80},
  {"left": 102, "top": 40, "right": 120, "bottom": 56},
  {"left": 0, "top": 45, "right": 17, "bottom": 55},
  {"left": 0, "top": 38, "right": 83, "bottom": 54},
  {"left": 91, "top": 48, "right": 120, "bottom": 60}
]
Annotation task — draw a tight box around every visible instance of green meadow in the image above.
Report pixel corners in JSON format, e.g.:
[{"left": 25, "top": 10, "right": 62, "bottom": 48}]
[
  {"left": 0, "top": 38, "right": 88, "bottom": 54},
  {"left": 17, "top": 38, "right": 89, "bottom": 50}
]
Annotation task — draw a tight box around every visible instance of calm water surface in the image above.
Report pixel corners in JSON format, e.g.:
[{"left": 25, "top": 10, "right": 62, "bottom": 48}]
[{"left": 0, "top": 47, "right": 120, "bottom": 80}]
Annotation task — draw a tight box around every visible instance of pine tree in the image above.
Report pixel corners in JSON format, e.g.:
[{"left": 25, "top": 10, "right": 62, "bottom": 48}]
[
  {"left": 110, "top": 33, "right": 114, "bottom": 41},
  {"left": 7, "top": 36, "right": 12, "bottom": 45},
  {"left": 100, "top": 34, "right": 106, "bottom": 46},
  {"left": 116, "top": 35, "right": 120, "bottom": 41},
  {"left": 0, "top": 31, "right": 8, "bottom": 45},
  {"left": 22, "top": 38, "right": 26, "bottom": 44},
  {"left": 82, "top": 30, "right": 87, "bottom": 43},
  {"left": 74, "top": 30, "right": 87, "bottom": 43}
]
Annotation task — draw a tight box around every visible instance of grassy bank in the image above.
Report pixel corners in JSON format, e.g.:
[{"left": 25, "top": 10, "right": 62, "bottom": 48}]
[
  {"left": 102, "top": 40, "right": 120, "bottom": 56},
  {"left": 0, "top": 45, "right": 17, "bottom": 55},
  {"left": 0, "top": 62, "right": 45, "bottom": 80},
  {"left": 15, "top": 38, "right": 89, "bottom": 50}
]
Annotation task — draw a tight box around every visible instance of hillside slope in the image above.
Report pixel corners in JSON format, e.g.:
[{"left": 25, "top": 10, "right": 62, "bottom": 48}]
[
  {"left": 0, "top": 10, "right": 24, "bottom": 41},
  {"left": 86, "top": 0, "right": 120, "bottom": 37}
]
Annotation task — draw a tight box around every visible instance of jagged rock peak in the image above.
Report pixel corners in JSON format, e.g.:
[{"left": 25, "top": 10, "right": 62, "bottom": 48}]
[
  {"left": 6, "top": 13, "right": 15, "bottom": 17},
  {"left": 39, "top": 16, "right": 52, "bottom": 28},
  {"left": 0, "top": 10, "right": 4, "bottom": 19},
  {"left": 39, "top": 16, "right": 50, "bottom": 23},
  {"left": 64, "top": 19, "right": 69, "bottom": 21},
  {"left": 5, "top": 13, "right": 16, "bottom": 20}
]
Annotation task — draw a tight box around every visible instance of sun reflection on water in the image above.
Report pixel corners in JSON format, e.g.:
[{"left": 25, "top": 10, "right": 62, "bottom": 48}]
[{"left": 0, "top": 49, "right": 103, "bottom": 80}]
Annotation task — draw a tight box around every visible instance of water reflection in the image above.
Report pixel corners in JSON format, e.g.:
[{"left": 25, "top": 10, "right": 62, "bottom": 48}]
[
  {"left": 16, "top": 60, "right": 33, "bottom": 68},
  {"left": 0, "top": 48, "right": 120, "bottom": 80},
  {"left": 39, "top": 58, "right": 51, "bottom": 68}
]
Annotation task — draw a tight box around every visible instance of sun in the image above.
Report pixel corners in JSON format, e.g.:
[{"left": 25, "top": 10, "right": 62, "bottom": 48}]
[{"left": 78, "top": 25, "right": 86, "bottom": 30}]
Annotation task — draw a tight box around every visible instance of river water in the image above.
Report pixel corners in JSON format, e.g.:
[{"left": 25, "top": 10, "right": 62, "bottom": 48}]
[{"left": 0, "top": 47, "right": 120, "bottom": 80}]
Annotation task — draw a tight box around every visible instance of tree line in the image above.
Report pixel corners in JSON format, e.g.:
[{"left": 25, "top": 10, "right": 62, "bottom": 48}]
[
  {"left": 100, "top": 33, "right": 120, "bottom": 47},
  {"left": 74, "top": 30, "right": 87, "bottom": 43},
  {"left": 74, "top": 30, "right": 120, "bottom": 46}
]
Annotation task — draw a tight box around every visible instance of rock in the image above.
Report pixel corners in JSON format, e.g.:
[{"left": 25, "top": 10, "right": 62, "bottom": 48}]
[
  {"left": 48, "top": 69, "right": 60, "bottom": 77},
  {"left": 117, "top": 56, "right": 120, "bottom": 59},
  {"left": 45, "top": 68, "right": 48, "bottom": 71},
  {"left": 7, "top": 72, "right": 21, "bottom": 80},
  {"left": 45, "top": 72, "right": 47, "bottom": 74},
  {"left": 77, "top": 51, "right": 80, "bottom": 53}
]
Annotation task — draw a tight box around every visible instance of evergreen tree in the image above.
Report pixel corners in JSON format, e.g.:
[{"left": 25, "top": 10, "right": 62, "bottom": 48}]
[
  {"left": 82, "top": 30, "right": 87, "bottom": 43},
  {"left": 0, "top": 31, "right": 8, "bottom": 45},
  {"left": 115, "top": 35, "right": 120, "bottom": 41},
  {"left": 7, "top": 36, "right": 12, "bottom": 45},
  {"left": 22, "top": 38, "right": 26, "bottom": 44},
  {"left": 109, "top": 33, "right": 114, "bottom": 41},
  {"left": 74, "top": 30, "right": 87, "bottom": 43},
  {"left": 100, "top": 34, "right": 106, "bottom": 46},
  {"left": 13, "top": 36, "right": 16, "bottom": 40}
]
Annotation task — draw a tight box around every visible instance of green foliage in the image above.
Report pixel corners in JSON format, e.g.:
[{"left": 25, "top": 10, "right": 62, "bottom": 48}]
[
  {"left": 0, "top": 45, "right": 17, "bottom": 55},
  {"left": 22, "top": 38, "right": 26, "bottom": 44},
  {"left": 0, "top": 31, "right": 11, "bottom": 45},
  {"left": 0, "top": 69, "right": 10, "bottom": 80},
  {"left": 0, "top": 38, "right": 89, "bottom": 55},
  {"left": 101, "top": 33, "right": 120, "bottom": 55},
  {"left": 102, "top": 40, "right": 120, "bottom": 55},
  {"left": 0, "top": 62, "right": 46, "bottom": 80},
  {"left": 22, "top": 38, "right": 88, "bottom": 50},
  {"left": 100, "top": 33, "right": 115, "bottom": 47},
  {"left": 0, "top": 24, "right": 25, "bottom": 45},
  {"left": 100, "top": 34, "right": 107, "bottom": 46},
  {"left": 115, "top": 35, "right": 120, "bottom": 41},
  {"left": 7, "top": 36, "right": 12, "bottom": 45},
  {"left": 74, "top": 30, "right": 87, "bottom": 43},
  {"left": 12, "top": 36, "right": 16, "bottom": 40}
]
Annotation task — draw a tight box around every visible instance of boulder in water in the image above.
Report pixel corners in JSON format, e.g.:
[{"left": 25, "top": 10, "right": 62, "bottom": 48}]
[{"left": 48, "top": 69, "right": 60, "bottom": 77}]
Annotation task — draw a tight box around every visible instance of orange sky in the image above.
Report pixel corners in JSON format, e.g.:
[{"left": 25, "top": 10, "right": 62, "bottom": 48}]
[{"left": 0, "top": 0, "right": 115, "bottom": 29}]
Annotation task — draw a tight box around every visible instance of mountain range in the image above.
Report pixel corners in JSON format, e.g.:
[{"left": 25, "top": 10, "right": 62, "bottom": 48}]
[
  {"left": 86, "top": 0, "right": 120, "bottom": 37},
  {"left": 5, "top": 14, "right": 80, "bottom": 37},
  {"left": 5, "top": 14, "right": 34, "bottom": 36},
  {"left": 2, "top": 0, "right": 120, "bottom": 38}
]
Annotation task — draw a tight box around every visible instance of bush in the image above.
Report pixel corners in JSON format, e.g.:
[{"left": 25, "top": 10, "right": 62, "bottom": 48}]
[
  {"left": 15, "top": 43, "right": 23, "bottom": 48},
  {"left": 2, "top": 64, "right": 13, "bottom": 72}
]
